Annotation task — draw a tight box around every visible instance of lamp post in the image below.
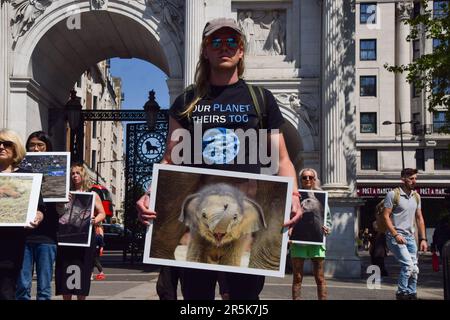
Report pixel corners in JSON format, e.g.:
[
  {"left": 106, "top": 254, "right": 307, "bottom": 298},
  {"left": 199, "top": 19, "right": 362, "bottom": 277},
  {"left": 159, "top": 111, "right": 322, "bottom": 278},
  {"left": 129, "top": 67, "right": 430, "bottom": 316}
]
[
  {"left": 96, "top": 159, "right": 124, "bottom": 184},
  {"left": 65, "top": 89, "right": 83, "bottom": 161},
  {"left": 143, "top": 90, "right": 160, "bottom": 131},
  {"left": 383, "top": 117, "right": 420, "bottom": 170}
]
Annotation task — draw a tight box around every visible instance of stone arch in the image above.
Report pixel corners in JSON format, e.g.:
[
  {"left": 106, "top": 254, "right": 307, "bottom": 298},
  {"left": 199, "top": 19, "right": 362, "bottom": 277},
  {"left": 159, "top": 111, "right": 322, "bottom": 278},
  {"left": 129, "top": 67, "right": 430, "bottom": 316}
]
[
  {"left": 9, "top": 1, "right": 183, "bottom": 137},
  {"left": 278, "top": 105, "right": 315, "bottom": 175}
]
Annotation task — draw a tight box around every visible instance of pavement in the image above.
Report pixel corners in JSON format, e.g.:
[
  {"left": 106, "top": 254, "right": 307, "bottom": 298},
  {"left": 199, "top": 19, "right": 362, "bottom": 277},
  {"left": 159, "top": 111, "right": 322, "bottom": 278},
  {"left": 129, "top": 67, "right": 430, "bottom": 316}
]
[{"left": 32, "top": 250, "right": 446, "bottom": 300}]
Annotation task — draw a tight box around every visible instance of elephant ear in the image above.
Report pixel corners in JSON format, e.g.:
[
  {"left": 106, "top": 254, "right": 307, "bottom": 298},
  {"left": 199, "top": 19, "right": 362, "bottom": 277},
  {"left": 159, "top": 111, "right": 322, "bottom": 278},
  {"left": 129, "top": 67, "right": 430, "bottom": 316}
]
[
  {"left": 179, "top": 193, "right": 201, "bottom": 229},
  {"left": 241, "top": 198, "right": 267, "bottom": 234}
]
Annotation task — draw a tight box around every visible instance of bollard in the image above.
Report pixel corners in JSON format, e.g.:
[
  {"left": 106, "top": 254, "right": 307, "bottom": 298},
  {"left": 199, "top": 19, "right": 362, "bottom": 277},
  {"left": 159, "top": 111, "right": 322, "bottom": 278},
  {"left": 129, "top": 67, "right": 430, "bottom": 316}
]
[{"left": 443, "top": 240, "right": 450, "bottom": 300}]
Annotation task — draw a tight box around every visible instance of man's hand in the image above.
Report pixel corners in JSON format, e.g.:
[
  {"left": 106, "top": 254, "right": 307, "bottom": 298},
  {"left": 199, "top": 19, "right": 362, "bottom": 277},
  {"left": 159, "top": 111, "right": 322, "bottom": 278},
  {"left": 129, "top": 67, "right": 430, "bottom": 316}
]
[
  {"left": 136, "top": 192, "right": 157, "bottom": 226},
  {"left": 283, "top": 195, "right": 302, "bottom": 228},
  {"left": 419, "top": 240, "right": 428, "bottom": 252}
]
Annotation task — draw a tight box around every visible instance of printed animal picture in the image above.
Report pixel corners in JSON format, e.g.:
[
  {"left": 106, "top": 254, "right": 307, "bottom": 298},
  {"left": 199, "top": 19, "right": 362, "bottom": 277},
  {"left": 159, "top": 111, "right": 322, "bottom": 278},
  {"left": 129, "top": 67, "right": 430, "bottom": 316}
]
[
  {"left": 290, "top": 190, "right": 328, "bottom": 245},
  {"left": 0, "top": 173, "right": 42, "bottom": 227},
  {"left": 143, "top": 164, "right": 293, "bottom": 278},
  {"left": 57, "top": 192, "right": 95, "bottom": 247},
  {"left": 19, "top": 152, "right": 70, "bottom": 202}
]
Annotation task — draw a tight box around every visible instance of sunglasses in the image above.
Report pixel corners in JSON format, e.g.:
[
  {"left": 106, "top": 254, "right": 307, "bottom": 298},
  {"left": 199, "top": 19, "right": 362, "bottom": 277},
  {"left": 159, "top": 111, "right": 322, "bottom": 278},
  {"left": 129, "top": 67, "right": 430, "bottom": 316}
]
[
  {"left": 207, "top": 36, "right": 240, "bottom": 50},
  {"left": 301, "top": 176, "right": 315, "bottom": 181},
  {"left": 0, "top": 140, "right": 14, "bottom": 148}
]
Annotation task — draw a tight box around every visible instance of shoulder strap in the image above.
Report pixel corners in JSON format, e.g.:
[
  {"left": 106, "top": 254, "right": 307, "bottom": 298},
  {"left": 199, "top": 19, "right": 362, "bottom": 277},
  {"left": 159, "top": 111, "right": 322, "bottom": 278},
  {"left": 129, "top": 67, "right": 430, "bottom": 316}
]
[
  {"left": 413, "top": 191, "right": 420, "bottom": 206},
  {"left": 393, "top": 188, "right": 401, "bottom": 210},
  {"left": 246, "top": 83, "right": 267, "bottom": 129}
]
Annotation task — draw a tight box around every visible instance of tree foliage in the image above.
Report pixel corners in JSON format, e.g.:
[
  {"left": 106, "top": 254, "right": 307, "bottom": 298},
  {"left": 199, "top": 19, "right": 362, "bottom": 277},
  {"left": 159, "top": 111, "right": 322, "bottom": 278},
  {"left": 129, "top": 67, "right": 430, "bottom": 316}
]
[{"left": 385, "top": 0, "right": 450, "bottom": 131}]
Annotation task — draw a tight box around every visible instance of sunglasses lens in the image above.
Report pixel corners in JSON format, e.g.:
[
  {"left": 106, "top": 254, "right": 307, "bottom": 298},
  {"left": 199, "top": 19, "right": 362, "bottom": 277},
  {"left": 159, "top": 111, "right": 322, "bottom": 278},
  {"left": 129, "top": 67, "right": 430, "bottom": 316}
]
[
  {"left": 0, "top": 141, "right": 13, "bottom": 148},
  {"left": 302, "top": 176, "right": 314, "bottom": 181},
  {"left": 226, "top": 38, "right": 238, "bottom": 48},
  {"left": 211, "top": 38, "right": 222, "bottom": 49}
]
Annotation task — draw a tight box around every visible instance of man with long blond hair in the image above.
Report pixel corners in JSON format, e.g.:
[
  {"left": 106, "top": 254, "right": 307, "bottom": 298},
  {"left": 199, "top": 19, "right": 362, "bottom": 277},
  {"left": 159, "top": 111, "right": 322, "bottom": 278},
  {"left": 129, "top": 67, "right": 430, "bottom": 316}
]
[{"left": 137, "top": 18, "right": 302, "bottom": 300}]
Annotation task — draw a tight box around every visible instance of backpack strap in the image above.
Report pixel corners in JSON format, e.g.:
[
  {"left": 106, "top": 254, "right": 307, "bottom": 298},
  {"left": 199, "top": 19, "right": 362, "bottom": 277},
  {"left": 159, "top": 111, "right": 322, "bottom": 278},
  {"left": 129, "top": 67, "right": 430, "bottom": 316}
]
[
  {"left": 413, "top": 191, "right": 420, "bottom": 206},
  {"left": 247, "top": 83, "right": 267, "bottom": 129},
  {"left": 393, "top": 187, "right": 401, "bottom": 211}
]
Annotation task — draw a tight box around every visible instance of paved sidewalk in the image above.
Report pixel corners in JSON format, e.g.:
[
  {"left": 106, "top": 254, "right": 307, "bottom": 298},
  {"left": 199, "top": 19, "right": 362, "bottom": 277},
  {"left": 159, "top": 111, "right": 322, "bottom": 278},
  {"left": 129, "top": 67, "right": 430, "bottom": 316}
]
[{"left": 34, "top": 250, "right": 445, "bottom": 300}]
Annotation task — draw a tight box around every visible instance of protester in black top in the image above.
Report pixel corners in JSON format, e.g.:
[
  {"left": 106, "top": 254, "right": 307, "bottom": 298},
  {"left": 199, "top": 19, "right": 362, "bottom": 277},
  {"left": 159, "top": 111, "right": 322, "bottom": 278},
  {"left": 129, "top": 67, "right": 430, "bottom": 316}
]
[
  {"left": 0, "top": 129, "right": 45, "bottom": 300},
  {"left": 136, "top": 18, "right": 302, "bottom": 300}
]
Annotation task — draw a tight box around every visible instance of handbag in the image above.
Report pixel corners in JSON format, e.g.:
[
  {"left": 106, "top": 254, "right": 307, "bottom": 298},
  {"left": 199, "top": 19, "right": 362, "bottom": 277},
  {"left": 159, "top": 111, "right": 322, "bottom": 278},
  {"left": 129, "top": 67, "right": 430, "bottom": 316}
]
[{"left": 432, "top": 251, "right": 440, "bottom": 272}]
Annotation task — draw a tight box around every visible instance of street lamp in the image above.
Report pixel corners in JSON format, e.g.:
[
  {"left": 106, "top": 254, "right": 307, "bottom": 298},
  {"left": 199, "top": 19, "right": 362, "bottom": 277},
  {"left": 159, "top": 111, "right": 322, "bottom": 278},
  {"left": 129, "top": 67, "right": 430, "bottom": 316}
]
[
  {"left": 383, "top": 118, "right": 420, "bottom": 170},
  {"left": 65, "top": 89, "right": 83, "bottom": 131},
  {"left": 96, "top": 159, "right": 124, "bottom": 184},
  {"left": 143, "top": 90, "right": 160, "bottom": 131}
]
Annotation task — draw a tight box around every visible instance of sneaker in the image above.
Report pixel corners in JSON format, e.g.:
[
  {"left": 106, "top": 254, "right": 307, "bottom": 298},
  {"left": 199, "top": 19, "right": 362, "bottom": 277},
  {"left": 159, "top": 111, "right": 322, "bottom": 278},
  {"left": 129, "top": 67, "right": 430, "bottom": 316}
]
[
  {"left": 408, "top": 293, "right": 418, "bottom": 300},
  {"left": 395, "top": 292, "right": 410, "bottom": 300},
  {"left": 95, "top": 273, "right": 106, "bottom": 280}
]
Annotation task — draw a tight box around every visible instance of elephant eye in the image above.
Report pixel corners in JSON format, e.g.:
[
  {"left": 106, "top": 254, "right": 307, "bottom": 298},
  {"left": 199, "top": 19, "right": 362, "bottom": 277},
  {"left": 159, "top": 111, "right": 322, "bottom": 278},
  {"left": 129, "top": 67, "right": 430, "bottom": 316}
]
[
  {"left": 233, "top": 214, "right": 238, "bottom": 220},
  {"left": 224, "top": 204, "right": 228, "bottom": 210},
  {"left": 202, "top": 212, "right": 207, "bottom": 219}
]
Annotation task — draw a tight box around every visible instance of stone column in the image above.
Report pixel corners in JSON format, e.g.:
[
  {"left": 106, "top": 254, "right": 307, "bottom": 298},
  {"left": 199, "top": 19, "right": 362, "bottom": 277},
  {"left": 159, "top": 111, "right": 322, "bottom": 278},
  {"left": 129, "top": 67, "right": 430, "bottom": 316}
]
[
  {"left": 0, "top": 1, "right": 10, "bottom": 127},
  {"left": 184, "top": 0, "right": 205, "bottom": 88},
  {"left": 320, "top": 0, "right": 362, "bottom": 278},
  {"left": 321, "top": 0, "right": 351, "bottom": 194},
  {"left": 395, "top": 2, "right": 412, "bottom": 134}
]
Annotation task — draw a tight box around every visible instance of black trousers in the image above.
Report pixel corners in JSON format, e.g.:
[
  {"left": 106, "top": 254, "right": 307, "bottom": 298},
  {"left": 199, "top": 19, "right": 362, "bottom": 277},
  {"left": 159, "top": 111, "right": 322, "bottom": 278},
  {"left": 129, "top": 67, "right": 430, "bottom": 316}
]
[
  {"left": 182, "top": 268, "right": 265, "bottom": 300},
  {"left": 156, "top": 266, "right": 184, "bottom": 300},
  {"left": 0, "top": 269, "right": 18, "bottom": 300}
]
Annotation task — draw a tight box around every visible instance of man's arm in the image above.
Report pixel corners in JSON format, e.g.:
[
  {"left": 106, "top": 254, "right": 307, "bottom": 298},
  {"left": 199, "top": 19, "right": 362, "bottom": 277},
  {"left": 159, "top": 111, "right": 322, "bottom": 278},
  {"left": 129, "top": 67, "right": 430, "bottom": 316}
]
[
  {"left": 415, "top": 208, "right": 428, "bottom": 252},
  {"left": 270, "top": 132, "right": 302, "bottom": 228},
  {"left": 383, "top": 206, "right": 406, "bottom": 245}
]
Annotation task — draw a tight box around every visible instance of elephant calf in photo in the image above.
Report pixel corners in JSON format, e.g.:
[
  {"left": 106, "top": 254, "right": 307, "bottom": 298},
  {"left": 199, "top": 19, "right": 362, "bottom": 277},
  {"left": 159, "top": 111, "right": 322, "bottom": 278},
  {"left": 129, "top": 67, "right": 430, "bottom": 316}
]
[
  {"left": 179, "top": 183, "right": 266, "bottom": 266},
  {"left": 293, "top": 192, "right": 324, "bottom": 243}
]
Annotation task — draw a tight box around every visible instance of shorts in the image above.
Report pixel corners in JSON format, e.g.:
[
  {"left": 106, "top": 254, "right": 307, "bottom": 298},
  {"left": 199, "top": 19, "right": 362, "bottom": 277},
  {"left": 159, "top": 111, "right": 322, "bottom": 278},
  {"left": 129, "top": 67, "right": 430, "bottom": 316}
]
[{"left": 290, "top": 244, "right": 326, "bottom": 259}]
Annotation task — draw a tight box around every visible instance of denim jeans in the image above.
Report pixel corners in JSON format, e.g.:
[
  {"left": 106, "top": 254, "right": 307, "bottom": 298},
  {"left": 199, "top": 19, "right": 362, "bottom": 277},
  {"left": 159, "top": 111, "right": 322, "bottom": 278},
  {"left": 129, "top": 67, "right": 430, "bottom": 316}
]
[
  {"left": 16, "top": 243, "right": 57, "bottom": 300},
  {"left": 386, "top": 233, "right": 419, "bottom": 294}
]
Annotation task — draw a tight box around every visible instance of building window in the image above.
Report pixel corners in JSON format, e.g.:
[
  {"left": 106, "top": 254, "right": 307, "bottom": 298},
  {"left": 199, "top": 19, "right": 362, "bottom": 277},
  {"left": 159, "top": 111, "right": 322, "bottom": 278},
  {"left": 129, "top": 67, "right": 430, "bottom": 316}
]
[
  {"left": 91, "top": 151, "right": 96, "bottom": 170},
  {"left": 113, "top": 134, "right": 118, "bottom": 145},
  {"left": 92, "top": 121, "right": 97, "bottom": 139},
  {"left": 413, "top": 40, "right": 421, "bottom": 61},
  {"left": 433, "top": 111, "right": 448, "bottom": 132},
  {"left": 413, "top": 2, "right": 421, "bottom": 18},
  {"left": 361, "top": 149, "right": 378, "bottom": 170},
  {"left": 360, "top": 3, "right": 377, "bottom": 24},
  {"left": 434, "top": 149, "right": 450, "bottom": 169},
  {"left": 416, "top": 149, "right": 425, "bottom": 171},
  {"left": 93, "top": 96, "right": 98, "bottom": 110},
  {"left": 112, "top": 168, "right": 117, "bottom": 178},
  {"left": 360, "top": 39, "right": 377, "bottom": 61},
  {"left": 360, "top": 76, "right": 377, "bottom": 97},
  {"left": 434, "top": 1, "right": 449, "bottom": 18},
  {"left": 412, "top": 81, "right": 422, "bottom": 98},
  {"left": 360, "top": 112, "right": 377, "bottom": 133},
  {"left": 113, "top": 151, "right": 117, "bottom": 161},
  {"left": 112, "top": 186, "right": 116, "bottom": 195}
]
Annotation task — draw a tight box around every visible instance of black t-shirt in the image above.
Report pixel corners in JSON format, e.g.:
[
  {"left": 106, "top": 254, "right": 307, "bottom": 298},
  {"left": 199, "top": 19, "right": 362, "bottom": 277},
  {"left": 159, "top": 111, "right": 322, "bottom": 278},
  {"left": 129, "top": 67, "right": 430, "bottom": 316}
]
[
  {"left": 0, "top": 168, "right": 46, "bottom": 271},
  {"left": 169, "top": 80, "right": 284, "bottom": 173}
]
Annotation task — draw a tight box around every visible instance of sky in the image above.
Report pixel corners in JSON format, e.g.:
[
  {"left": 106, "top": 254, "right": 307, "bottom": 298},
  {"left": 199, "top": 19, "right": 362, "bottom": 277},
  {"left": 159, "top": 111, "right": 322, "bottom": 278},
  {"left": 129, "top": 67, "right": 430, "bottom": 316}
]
[{"left": 110, "top": 58, "right": 170, "bottom": 110}]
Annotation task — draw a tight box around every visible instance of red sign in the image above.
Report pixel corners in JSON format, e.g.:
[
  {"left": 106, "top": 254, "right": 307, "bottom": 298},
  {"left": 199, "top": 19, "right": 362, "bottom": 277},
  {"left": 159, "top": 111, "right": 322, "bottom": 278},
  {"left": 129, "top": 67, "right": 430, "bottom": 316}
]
[{"left": 357, "top": 186, "right": 449, "bottom": 198}]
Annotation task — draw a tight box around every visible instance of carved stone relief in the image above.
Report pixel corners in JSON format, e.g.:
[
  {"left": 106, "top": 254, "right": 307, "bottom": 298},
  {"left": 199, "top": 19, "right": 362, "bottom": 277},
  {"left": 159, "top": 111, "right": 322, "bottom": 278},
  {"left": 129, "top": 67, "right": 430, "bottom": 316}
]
[
  {"left": 10, "top": 0, "right": 53, "bottom": 45},
  {"left": 146, "top": 0, "right": 184, "bottom": 44},
  {"left": 275, "top": 92, "right": 319, "bottom": 136},
  {"left": 91, "top": 0, "right": 108, "bottom": 11},
  {"left": 237, "top": 9, "right": 286, "bottom": 56}
]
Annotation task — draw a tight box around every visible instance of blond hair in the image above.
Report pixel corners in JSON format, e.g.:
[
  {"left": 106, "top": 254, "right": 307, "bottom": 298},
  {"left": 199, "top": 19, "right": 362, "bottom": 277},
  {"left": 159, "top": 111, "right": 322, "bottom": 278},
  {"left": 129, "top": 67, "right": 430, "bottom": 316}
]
[
  {"left": 70, "top": 162, "right": 91, "bottom": 191},
  {"left": 181, "top": 35, "right": 246, "bottom": 118},
  {"left": 0, "top": 129, "right": 26, "bottom": 167},
  {"left": 299, "top": 168, "right": 322, "bottom": 190}
]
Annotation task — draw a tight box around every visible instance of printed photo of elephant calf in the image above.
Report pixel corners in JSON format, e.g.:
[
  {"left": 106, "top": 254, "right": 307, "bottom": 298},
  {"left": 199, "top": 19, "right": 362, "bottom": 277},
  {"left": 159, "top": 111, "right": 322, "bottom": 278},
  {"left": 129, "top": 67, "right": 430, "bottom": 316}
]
[
  {"left": 180, "top": 183, "right": 266, "bottom": 267},
  {"left": 290, "top": 190, "right": 328, "bottom": 245},
  {"left": 144, "top": 164, "right": 293, "bottom": 277}
]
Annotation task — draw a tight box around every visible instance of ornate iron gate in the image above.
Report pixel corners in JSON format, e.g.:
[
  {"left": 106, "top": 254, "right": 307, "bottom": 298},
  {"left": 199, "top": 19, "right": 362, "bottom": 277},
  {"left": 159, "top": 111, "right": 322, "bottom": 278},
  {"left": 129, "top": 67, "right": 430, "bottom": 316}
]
[{"left": 124, "top": 111, "right": 168, "bottom": 262}]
